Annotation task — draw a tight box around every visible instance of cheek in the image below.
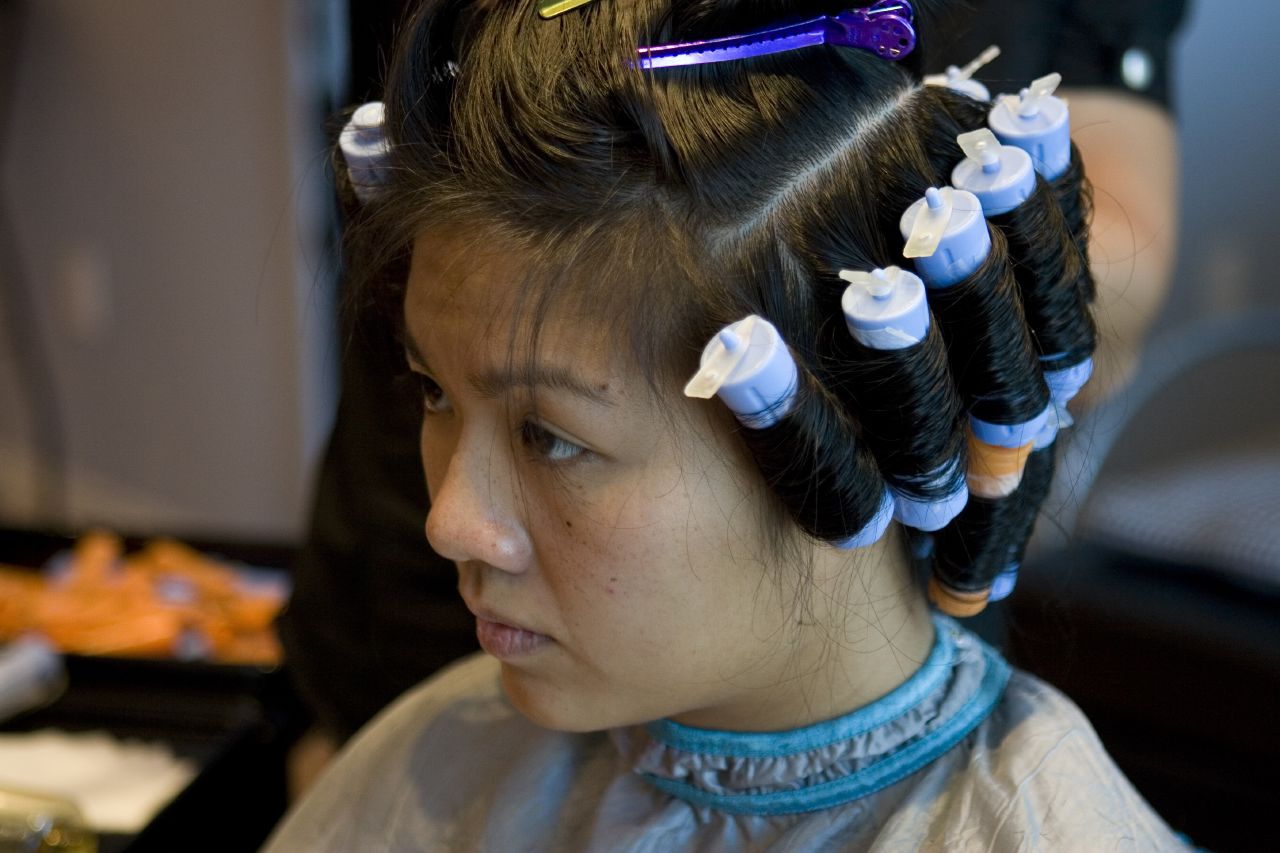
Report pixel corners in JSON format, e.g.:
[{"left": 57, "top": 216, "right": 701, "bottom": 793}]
[
  {"left": 534, "top": 459, "right": 750, "bottom": 638},
  {"left": 523, "top": 481, "right": 666, "bottom": 639}
]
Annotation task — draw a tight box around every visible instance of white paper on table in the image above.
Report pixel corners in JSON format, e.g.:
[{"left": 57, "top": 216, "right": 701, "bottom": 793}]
[{"left": 0, "top": 729, "right": 197, "bottom": 834}]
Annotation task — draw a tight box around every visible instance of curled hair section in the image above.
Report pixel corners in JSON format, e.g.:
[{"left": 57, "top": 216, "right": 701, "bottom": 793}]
[
  {"left": 990, "top": 177, "right": 1097, "bottom": 368},
  {"left": 980, "top": 77, "right": 1097, "bottom": 306},
  {"left": 930, "top": 445, "right": 1055, "bottom": 613},
  {"left": 920, "top": 229, "right": 1050, "bottom": 428},
  {"left": 687, "top": 314, "right": 890, "bottom": 548},
  {"left": 838, "top": 323, "right": 964, "bottom": 503},
  {"left": 736, "top": 361, "right": 892, "bottom": 548},
  {"left": 835, "top": 266, "right": 967, "bottom": 531}
]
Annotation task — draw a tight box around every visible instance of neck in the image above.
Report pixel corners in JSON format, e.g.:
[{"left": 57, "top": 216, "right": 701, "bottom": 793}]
[{"left": 671, "top": 526, "right": 937, "bottom": 732}]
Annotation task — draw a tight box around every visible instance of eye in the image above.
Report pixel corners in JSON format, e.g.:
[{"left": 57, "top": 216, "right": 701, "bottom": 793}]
[
  {"left": 412, "top": 372, "right": 452, "bottom": 415},
  {"left": 519, "top": 420, "right": 587, "bottom": 464}
]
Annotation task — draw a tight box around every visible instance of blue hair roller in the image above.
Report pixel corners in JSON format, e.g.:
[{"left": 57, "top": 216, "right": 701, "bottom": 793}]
[{"left": 988, "top": 73, "right": 1071, "bottom": 180}]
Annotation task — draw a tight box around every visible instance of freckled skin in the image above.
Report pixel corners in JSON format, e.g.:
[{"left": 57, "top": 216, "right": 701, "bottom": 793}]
[{"left": 405, "top": 229, "right": 935, "bottom": 734}]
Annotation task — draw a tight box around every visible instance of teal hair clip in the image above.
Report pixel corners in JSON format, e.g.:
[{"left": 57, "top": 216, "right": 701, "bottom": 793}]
[{"left": 538, "top": 0, "right": 600, "bottom": 19}]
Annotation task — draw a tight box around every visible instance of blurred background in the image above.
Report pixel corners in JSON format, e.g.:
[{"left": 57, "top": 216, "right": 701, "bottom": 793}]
[
  {"left": 0, "top": 0, "right": 343, "bottom": 540},
  {"left": 0, "top": 1, "right": 1276, "bottom": 851}
]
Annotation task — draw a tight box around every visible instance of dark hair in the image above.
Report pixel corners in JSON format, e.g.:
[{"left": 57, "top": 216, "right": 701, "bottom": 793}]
[{"left": 344, "top": 0, "right": 1096, "bottom": 614}]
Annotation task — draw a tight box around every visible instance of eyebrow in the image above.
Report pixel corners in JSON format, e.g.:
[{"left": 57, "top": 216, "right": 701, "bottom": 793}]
[{"left": 403, "top": 335, "right": 616, "bottom": 407}]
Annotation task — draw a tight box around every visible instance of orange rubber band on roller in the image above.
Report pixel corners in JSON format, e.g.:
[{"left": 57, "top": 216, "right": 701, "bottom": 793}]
[
  {"left": 928, "top": 576, "right": 992, "bottom": 617},
  {"left": 931, "top": 430, "right": 1037, "bottom": 616},
  {"left": 964, "top": 430, "right": 1033, "bottom": 498}
]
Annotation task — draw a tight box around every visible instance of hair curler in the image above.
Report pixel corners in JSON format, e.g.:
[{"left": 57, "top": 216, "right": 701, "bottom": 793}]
[
  {"left": 339, "top": 101, "right": 392, "bottom": 205},
  {"left": 684, "top": 315, "right": 798, "bottom": 429},
  {"left": 686, "top": 315, "right": 894, "bottom": 548},
  {"left": 923, "top": 45, "right": 1001, "bottom": 101},
  {"left": 901, "top": 183, "right": 1050, "bottom": 458},
  {"left": 947, "top": 130, "right": 1068, "bottom": 448},
  {"left": 950, "top": 127, "right": 1036, "bottom": 217},
  {"left": 839, "top": 266, "right": 968, "bottom": 531},
  {"left": 987, "top": 73, "right": 1070, "bottom": 181},
  {"left": 987, "top": 83, "right": 1096, "bottom": 414}
]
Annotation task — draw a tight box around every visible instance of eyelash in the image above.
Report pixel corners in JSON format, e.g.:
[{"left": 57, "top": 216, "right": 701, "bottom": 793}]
[
  {"left": 411, "top": 372, "right": 588, "bottom": 465},
  {"left": 413, "top": 373, "right": 452, "bottom": 415},
  {"left": 519, "top": 420, "right": 588, "bottom": 464}
]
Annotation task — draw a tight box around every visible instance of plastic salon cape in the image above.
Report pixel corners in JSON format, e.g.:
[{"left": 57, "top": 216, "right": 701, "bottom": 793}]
[{"left": 264, "top": 615, "right": 1187, "bottom": 852}]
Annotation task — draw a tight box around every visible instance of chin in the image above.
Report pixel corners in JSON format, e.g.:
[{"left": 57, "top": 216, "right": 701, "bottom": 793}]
[{"left": 498, "top": 664, "right": 649, "bottom": 733}]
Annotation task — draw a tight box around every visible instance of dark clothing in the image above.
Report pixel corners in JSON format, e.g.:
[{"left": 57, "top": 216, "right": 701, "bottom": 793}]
[
  {"left": 927, "top": 0, "right": 1188, "bottom": 110},
  {"left": 277, "top": 320, "right": 473, "bottom": 741},
  {"left": 278, "top": 0, "right": 1189, "bottom": 742}
]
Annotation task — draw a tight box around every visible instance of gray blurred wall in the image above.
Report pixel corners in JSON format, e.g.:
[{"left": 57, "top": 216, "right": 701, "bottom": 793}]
[
  {"left": 0, "top": 1, "right": 342, "bottom": 541},
  {"left": 1166, "top": 0, "right": 1280, "bottom": 323}
]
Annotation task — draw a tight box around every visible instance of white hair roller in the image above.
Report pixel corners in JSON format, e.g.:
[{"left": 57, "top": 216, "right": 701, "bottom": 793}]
[{"left": 339, "top": 102, "right": 391, "bottom": 205}]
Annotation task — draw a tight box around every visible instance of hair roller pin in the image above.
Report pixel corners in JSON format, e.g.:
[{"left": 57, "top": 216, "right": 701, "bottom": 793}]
[
  {"left": 685, "top": 315, "right": 798, "bottom": 429},
  {"left": 988, "top": 73, "right": 1071, "bottom": 180},
  {"left": 899, "top": 187, "right": 990, "bottom": 287},
  {"left": 950, "top": 129, "right": 1035, "bottom": 216},
  {"left": 923, "top": 45, "right": 1001, "bottom": 101},
  {"left": 340, "top": 102, "right": 391, "bottom": 205}
]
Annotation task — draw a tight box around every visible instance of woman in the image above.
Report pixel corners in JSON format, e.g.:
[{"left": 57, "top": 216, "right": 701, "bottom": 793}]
[{"left": 267, "top": 1, "right": 1187, "bottom": 848}]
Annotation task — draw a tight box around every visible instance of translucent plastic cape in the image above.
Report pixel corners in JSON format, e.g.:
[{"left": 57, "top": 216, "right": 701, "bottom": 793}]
[{"left": 265, "top": 615, "right": 1187, "bottom": 852}]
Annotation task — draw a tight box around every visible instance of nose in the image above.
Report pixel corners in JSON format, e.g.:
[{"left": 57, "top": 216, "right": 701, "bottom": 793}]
[{"left": 424, "top": 428, "right": 533, "bottom": 574}]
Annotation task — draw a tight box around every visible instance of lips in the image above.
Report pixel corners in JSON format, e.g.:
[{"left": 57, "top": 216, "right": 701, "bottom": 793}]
[
  {"left": 463, "top": 598, "right": 552, "bottom": 660},
  {"left": 475, "top": 616, "right": 551, "bottom": 659}
]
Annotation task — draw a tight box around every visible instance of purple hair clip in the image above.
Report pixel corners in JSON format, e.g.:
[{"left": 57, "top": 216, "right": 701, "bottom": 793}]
[{"left": 636, "top": 2, "right": 916, "bottom": 70}]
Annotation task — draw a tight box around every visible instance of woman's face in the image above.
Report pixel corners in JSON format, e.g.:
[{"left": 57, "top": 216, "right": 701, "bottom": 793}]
[{"left": 402, "top": 230, "right": 921, "bottom": 733}]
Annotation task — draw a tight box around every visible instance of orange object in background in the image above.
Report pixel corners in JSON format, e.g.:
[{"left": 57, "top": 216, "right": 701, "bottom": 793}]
[{"left": 0, "top": 531, "right": 286, "bottom": 666}]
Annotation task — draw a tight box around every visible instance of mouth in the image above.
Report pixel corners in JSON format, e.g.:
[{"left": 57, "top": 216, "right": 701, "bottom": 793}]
[
  {"left": 463, "top": 600, "right": 553, "bottom": 660},
  {"left": 475, "top": 617, "right": 552, "bottom": 660}
]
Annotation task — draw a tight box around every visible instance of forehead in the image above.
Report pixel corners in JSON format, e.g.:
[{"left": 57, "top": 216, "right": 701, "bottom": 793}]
[
  {"left": 406, "top": 228, "right": 515, "bottom": 323},
  {"left": 403, "top": 228, "right": 618, "bottom": 379}
]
